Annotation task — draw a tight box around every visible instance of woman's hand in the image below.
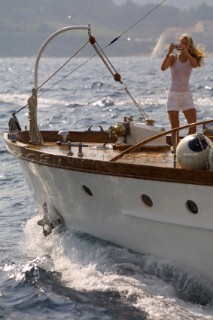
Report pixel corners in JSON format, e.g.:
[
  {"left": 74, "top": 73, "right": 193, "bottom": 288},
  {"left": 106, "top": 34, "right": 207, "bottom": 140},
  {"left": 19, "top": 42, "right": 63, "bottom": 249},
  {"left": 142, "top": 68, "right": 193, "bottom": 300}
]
[
  {"left": 161, "top": 43, "right": 175, "bottom": 71},
  {"left": 168, "top": 43, "right": 175, "bottom": 54}
]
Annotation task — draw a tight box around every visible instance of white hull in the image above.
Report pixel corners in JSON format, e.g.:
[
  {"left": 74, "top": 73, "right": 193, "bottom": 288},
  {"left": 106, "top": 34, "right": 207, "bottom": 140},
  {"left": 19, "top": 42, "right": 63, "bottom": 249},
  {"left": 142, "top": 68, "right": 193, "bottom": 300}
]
[
  {"left": 19, "top": 158, "right": 213, "bottom": 284},
  {"left": 3, "top": 25, "right": 213, "bottom": 289}
]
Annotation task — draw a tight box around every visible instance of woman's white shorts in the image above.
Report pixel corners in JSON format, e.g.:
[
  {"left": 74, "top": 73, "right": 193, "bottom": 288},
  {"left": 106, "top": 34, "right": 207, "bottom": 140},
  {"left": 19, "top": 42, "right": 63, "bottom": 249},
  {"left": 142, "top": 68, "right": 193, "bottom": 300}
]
[{"left": 167, "top": 91, "right": 195, "bottom": 112}]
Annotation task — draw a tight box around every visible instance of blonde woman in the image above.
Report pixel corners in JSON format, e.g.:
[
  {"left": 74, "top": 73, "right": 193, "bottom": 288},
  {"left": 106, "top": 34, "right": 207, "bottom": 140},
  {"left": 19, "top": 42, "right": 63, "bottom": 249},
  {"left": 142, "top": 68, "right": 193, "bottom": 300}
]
[{"left": 161, "top": 34, "right": 205, "bottom": 148}]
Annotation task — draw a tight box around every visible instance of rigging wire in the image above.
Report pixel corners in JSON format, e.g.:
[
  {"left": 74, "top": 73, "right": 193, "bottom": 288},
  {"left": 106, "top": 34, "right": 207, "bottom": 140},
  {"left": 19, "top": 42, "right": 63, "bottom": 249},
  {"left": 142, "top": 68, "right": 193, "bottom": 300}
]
[
  {"left": 38, "top": 45, "right": 92, "bottom": 97},
  {"left": 45, "top": 0, "right": 167, "bottom": 90},
  {"left": 38, "top": 40, "right": 89, "bottom": 90},
  {"left": 14, "top": 0, "right": 166, "bottom": 115},
  {"left": 14, "top": 41, "right": 90, "bottom": 114},
  {"left": 107, "top": 0, "right": 166, "bottom": 47}
]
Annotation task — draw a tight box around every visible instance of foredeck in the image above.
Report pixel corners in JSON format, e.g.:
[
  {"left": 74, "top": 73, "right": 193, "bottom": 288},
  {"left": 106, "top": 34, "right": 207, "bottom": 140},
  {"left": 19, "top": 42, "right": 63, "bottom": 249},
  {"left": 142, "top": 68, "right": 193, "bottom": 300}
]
[
  {"left": 28, "top": 141, "right": 176, "bottom": 168},
  {"left": 4, "top": 130, "right": 213, "bottom": 185}
]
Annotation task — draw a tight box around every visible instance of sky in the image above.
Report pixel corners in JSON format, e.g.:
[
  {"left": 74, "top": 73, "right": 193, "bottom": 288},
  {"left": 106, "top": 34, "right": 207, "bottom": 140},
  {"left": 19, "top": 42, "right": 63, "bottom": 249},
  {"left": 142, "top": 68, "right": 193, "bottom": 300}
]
[{"left": 113, "top": 0, "right": 213, "bottom": 9}]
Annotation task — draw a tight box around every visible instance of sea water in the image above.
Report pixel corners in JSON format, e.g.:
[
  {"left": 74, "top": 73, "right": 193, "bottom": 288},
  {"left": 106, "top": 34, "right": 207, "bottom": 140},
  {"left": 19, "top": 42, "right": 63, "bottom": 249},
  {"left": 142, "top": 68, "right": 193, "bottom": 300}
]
[{"left": 1, "top": 55, "right": 213, "bottom": 320}]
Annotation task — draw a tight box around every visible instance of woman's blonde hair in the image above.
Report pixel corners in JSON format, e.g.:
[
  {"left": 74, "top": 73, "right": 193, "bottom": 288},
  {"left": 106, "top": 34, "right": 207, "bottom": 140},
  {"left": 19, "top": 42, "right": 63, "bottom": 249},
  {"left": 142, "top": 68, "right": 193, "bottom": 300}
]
[{"left": 179, "top": 34, "right": 205, "bottom": 67}]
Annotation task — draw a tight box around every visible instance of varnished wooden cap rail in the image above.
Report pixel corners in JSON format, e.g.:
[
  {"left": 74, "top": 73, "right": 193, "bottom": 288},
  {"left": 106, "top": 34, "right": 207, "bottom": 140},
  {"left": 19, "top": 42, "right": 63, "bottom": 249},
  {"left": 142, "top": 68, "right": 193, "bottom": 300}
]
[{"left": 110, "top": 119, "right": 213, "bottom": 162}]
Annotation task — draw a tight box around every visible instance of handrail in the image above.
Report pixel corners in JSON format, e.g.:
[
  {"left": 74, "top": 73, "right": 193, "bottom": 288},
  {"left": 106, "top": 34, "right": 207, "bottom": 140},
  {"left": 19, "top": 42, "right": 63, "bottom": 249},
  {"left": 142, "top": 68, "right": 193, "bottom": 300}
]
[{"left": 110, "top": 119, "right": 213, "bottom": 162}]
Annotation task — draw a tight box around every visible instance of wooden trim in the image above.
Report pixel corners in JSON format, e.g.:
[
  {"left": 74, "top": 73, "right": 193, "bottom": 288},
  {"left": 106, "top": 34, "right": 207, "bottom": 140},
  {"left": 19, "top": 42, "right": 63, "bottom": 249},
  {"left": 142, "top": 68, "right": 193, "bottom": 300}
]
[
  {"left": 5, "top": 138, "right": 213, "bottom": 186},
  {"left": 111, "top": 119, "right": 213, "bottom": 161}
]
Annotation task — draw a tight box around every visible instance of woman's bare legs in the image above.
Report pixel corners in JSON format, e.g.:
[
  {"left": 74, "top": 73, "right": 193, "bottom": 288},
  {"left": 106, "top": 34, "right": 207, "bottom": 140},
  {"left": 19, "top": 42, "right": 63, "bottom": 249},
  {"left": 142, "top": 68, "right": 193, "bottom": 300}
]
[
  {"left": 168, "top": 111, "right": 179, "bottom": 146},
  {"left": 183, "top": 108, "right": 197, "bottom": 134},
  {"left": 168, "top": 108, "right": 197, "bottom": 147}
]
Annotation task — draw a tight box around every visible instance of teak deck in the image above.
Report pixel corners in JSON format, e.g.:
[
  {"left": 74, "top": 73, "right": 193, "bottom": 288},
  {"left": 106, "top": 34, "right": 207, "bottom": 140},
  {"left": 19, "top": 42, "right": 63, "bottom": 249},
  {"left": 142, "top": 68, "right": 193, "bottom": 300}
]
[
  {"left": 4, "top": 130, "right": 213, "bottom": 186},
  {"left": 28, "top": 141, "right": 175, "bottom": 168}
]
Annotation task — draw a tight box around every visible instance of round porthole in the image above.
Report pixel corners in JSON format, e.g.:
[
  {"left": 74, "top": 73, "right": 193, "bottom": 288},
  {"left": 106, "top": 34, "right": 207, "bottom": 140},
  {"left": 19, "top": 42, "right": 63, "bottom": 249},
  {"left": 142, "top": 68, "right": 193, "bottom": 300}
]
[
  {"left": 141, "top": 194, "right": 153, "bottom": 207},
  {"left": 186, "top": 200, "right": 198, "bottom": 214},
  {"left": 82, "top": 185, "right": 93, "bottom": 196}
]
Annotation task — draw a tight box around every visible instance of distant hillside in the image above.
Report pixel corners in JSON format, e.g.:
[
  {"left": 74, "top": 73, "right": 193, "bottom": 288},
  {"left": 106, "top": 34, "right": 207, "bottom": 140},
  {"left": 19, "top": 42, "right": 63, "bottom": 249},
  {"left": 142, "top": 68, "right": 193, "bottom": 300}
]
[
  {"left": 114, "top": 0, "right": 213, "bottom": 9},
  {"left": 0, "top": 0, "right": 213, "bottom": 56}
]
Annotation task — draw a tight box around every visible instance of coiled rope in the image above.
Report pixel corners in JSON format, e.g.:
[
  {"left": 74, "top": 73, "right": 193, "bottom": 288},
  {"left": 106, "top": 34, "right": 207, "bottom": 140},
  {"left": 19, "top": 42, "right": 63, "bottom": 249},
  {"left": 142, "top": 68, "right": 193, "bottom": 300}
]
[{"left": 28, "top": 89, "right": 43, "bottom": 144}]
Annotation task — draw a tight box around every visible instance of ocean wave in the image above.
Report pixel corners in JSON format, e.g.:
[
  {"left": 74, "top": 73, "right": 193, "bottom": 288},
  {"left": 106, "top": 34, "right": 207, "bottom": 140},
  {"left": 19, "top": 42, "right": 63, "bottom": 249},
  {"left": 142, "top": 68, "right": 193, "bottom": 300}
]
[{"left": 21, "top": 219, "right": 213, "bottom": 318}]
